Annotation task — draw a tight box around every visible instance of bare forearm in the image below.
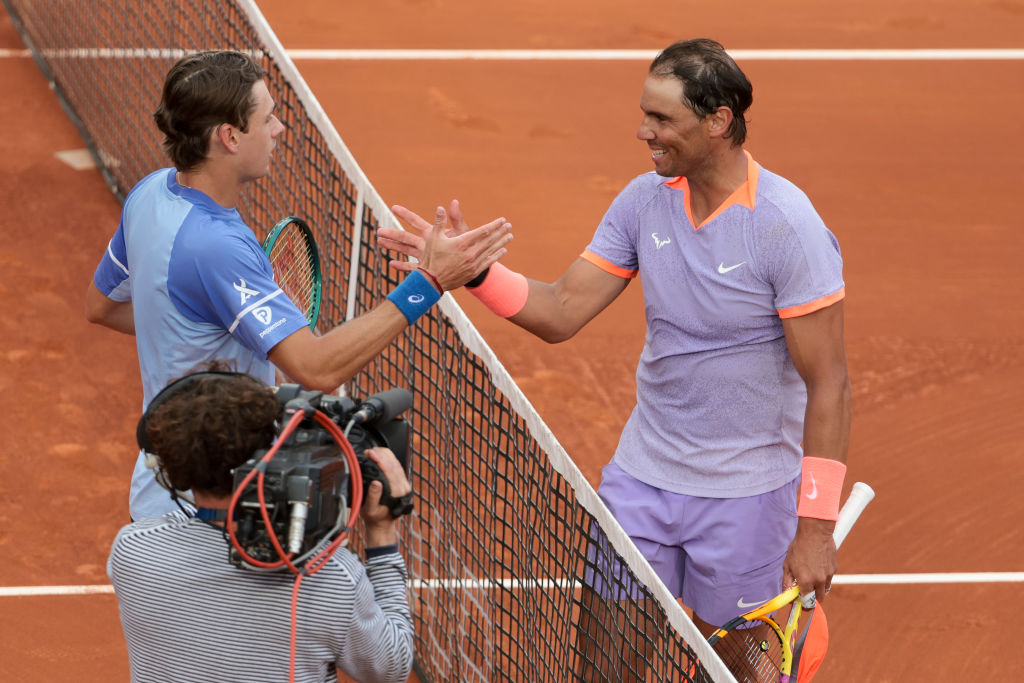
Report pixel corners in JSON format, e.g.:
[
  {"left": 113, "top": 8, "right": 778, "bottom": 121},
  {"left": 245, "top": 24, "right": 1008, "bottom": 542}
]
[
  {"left": 801, "top": 375, "right": 852, "bottom": 463},
  {"left": 785, "top": 382, "right": 849, "bottom": 597},
  {"left": 491, "top": 259, "right": 628, "bottom": 343},
  {"left": 313, "top": 304, "right": 409, "bottom": 384},
  {"left": 93, "top": 305, "right": 136, "bottom": 335},
  {"left": 84, "top": 283, "right": 135, "bottom": 335},
  {"left": 506, "top": 280, "right": 592, "bottom": 343},
  {"left": 269, "top": 302, "right": 408, "bottom": 393}
]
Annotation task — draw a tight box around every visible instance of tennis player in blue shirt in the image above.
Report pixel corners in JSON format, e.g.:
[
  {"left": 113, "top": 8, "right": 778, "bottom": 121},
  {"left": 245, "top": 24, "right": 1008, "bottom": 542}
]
[{"left": 86, "top": 50, "right": 513, "bottom": 520}]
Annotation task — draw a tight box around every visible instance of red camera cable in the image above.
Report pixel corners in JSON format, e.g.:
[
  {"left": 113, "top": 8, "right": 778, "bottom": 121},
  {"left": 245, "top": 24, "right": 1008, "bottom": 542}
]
[{"left": 225, "top": 407, "right": 365, "bottom": 682}]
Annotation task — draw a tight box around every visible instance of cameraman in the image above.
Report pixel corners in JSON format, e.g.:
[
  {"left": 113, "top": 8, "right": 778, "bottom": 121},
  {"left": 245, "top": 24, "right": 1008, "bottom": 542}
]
[{"left": 107, "top": 371, "right": 413, "bottom": 683}]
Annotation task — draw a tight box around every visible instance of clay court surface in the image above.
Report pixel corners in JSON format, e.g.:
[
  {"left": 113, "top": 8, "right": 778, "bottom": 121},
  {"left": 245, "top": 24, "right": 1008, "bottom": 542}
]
[{"left": 2, "top": 1, "right": 1022, "bottom": 680}]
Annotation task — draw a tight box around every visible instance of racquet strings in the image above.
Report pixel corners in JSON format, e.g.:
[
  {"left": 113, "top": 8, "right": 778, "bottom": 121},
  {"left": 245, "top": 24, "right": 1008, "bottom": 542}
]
[
  {"left": 268, "top": 225, "right": 317, "bottom": 321},
  {"left": 713, "top": 620, "right": 784, "bottom": 683}
]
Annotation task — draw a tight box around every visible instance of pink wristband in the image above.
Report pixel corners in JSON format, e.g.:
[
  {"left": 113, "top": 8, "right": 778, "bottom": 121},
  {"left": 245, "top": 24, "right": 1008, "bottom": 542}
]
[
  {"left": 797, "top": 457, "right": 847, "bottom": 521},
  {"left": 466, "top": 262, "right": 529, "bottom": 318}
]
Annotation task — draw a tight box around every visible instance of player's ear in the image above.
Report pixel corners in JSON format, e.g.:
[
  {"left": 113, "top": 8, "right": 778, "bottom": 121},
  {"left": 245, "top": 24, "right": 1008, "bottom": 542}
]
[
  {"left": 213, "top": 122, "right": 239, "bottom": 152},
  {"left": 706, "top": 106, "right": 734, "bottom": 139}
]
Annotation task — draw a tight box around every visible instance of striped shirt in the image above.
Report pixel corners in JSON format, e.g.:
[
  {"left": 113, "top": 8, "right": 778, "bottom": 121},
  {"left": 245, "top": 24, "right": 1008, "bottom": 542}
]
[{"left": 107, "top": 512, "right": 414, "bottom": 683}]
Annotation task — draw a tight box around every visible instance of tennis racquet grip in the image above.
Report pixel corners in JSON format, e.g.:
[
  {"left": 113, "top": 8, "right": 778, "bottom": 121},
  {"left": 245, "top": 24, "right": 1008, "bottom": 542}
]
[
  {"left": 833, "top": 481, "right": 875, "bottom": 548},
  {"left": 801, "top": 481, "right": 875, "bottom": 608}
]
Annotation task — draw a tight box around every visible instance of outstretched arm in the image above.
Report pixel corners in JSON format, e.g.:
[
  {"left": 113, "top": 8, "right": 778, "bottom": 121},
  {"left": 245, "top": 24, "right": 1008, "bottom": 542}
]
[
  {"left": 269, "top": 305, "right": 408, "bottom": 392},
  {"left": 381, "top": 202, "right": 629, "bottom": 343},
  {"left": 505, "top": 258, "right": 629, "bottom": 343},
  {"left": 780, "top": 300, "right": 852, "bottom": 602},
  {"left": 270, "top": 207, "right": 513, "bottom": 392}
]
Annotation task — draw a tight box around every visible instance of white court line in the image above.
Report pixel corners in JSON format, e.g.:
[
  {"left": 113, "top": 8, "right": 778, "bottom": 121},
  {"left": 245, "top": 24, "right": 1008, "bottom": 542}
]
[
  {"left": 0, "top": 584, "right": 115, "bottom": 596},
  {"left": 284, "top": 48, "right": 1024, "bottom": 61},
  {"left": 3, "top": 573, "right": 1022, "bottom": 597},
  {"left": 1, "top": 48, "right": 1023, "bottom": 61},
  {"left": 832, "top": 572, "right": 1024, "bottom": 585},
  {"left": 410, "top": 572, "right": 1024, "bottom": 590}
]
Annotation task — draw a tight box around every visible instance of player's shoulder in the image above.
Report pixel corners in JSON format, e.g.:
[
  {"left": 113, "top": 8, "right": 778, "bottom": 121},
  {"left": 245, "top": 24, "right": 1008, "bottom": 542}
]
[
  {"left": 180, "top": 202, "right": 249, "bottom": 233},
  {"left": 112, "top": 510, "right": 192, "bottom": 549},
  {"left": 175, "top": 209, "right": 260, "bottom": 261},
  {"left": 754, "top": 166, "right": 817, "bottom": 213},
  {"left": 623, "top": 171, "right": 670, "bottom": 195},
  {"left": 607, "top": 172, "right": 671, "bottom": 212},
  {"left": 123, "top": 168, "right": 175, "bottom": 209},
  {"left": 128, "top": 167, "right": 174, "bottom": 194},
  {"left": 298, "top": 547, "right": 368, "bottom": 595},
  {"left": 752, "top": 165, "right": 826, "bottom": 229}
]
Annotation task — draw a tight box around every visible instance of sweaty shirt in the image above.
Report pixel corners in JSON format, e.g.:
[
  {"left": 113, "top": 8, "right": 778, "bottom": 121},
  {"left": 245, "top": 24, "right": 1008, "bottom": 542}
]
[
  {"left": 93, "top": 169, "right": 308, "bottom": 519},
  {"left": 583, "top": 154, "right": 845, "bottom": 498}
]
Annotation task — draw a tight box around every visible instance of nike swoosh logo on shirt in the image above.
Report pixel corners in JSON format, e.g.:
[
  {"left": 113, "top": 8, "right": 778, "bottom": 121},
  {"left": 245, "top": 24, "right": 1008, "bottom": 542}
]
[
  {"left": 717, "top": 261, "right": 746, "bottom": 274},
  {"left": 806, "top": 472, "right": 818, "bottom": 500}
]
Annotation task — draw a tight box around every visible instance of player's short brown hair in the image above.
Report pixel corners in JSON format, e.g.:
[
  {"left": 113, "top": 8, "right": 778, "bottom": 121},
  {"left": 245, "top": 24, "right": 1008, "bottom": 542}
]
[
  {"left": 650, "top": 39, "right": 753, "bottom": 146},
  {"left": 153, "top": 50, "right": 265, "bottom": 171}
]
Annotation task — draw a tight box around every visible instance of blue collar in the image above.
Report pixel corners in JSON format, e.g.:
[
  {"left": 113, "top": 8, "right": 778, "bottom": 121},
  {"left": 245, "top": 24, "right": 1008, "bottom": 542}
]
[{"left": 195, "top": 507, "right": 228, "bottom": 522}]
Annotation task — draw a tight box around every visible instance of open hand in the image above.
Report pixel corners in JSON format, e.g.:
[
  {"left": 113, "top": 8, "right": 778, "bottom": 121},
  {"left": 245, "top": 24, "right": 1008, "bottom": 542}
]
[{"left": 377, "top": 200, "right": 511, "bottom": 288}]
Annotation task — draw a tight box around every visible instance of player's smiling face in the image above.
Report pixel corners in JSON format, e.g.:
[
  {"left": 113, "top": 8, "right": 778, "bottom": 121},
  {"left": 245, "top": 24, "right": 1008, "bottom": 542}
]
[{"left": 636, "top": 75, "right": 711, "bottom": 178}]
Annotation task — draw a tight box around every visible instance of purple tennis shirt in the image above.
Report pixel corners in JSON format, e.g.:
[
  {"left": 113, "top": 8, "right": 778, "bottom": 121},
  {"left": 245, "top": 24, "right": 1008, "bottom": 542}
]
[{"left": 583, "top": 153, "right": 845, "bottom": 498}]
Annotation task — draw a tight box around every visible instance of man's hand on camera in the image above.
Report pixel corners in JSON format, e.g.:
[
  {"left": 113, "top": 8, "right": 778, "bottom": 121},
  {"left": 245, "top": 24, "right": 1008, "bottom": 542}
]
[{"left": 360, "top": 447, "right": 412, "bottom": 548}]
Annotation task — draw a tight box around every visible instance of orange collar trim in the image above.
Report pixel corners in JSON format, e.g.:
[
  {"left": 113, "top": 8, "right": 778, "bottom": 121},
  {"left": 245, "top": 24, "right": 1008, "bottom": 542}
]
[{"left": 663, "top": 151, "right": 760, "bottom": 229}]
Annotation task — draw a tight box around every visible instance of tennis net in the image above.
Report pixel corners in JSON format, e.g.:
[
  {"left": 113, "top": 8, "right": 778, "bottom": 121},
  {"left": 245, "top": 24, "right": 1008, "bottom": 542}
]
[{"left": 3, "top": 1, "right": 733, "bottom": 680}]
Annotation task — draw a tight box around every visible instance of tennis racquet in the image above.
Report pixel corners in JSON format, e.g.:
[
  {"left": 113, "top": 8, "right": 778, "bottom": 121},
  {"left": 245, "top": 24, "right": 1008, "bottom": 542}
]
[
  {"left": 707, "top": 481, "right": 876, "bottom": 683},
  {"left": 262, "top": 216, "right": 322, "bottom": 329}
]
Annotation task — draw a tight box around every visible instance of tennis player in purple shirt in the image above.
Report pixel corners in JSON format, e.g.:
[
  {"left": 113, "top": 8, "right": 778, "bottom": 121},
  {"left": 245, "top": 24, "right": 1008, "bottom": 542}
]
[{"left": 381, "top": 38, "right": 852, "bottom": 677}]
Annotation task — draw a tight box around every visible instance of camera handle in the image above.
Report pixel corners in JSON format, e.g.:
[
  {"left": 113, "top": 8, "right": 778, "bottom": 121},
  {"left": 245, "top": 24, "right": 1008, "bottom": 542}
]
[{"left": 357, "top": 453, "right": 414, "bottom": 518}]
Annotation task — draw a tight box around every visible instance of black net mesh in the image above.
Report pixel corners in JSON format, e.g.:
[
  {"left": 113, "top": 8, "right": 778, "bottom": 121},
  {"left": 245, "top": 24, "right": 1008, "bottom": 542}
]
[
  {"left": 4, "top": 1, "right": 727, "bottom": 680},
  {"left": 711, "top": 622, "right": 785, "bottom": 683}
]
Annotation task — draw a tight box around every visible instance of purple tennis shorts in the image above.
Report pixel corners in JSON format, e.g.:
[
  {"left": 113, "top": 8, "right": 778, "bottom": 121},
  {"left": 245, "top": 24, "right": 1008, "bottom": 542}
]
[{"left": 586, "top": 461, "right": 799, "bottom": 627}]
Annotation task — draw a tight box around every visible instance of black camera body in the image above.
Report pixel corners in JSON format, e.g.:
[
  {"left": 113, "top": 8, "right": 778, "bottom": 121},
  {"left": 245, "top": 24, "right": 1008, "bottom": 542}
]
[{"left": 228, "top": 384, "right": 412, "bottom": 569}]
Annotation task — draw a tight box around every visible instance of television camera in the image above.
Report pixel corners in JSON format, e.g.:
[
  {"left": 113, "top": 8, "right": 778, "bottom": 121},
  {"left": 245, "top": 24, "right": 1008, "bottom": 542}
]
[{"left": 229, "top": 384, "right": 414, "bottom": 569}]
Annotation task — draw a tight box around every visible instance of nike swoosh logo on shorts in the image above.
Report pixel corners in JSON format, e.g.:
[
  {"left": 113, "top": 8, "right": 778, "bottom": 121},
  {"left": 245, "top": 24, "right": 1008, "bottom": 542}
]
[
  {"left": 737, "top": 596, "right": 769, "bottom": 609},
  {"left": 806, "top": 472, "right": 818, "bottom": 500},
  {"left": 717, "top": 261, "right": 746, "bottom": 274}
]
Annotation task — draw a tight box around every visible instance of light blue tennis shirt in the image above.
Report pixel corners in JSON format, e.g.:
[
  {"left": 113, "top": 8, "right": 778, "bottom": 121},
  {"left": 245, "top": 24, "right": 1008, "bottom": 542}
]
[
  {"left": 583, "top": 154, "right": 845, "bottom": 498},
  {"left": 93, "top": 169, "right": 307, "bottom": 519}
]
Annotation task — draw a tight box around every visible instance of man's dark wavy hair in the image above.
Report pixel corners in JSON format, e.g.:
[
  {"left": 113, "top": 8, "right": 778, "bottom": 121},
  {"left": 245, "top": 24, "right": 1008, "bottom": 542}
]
[
  {"left": 649, "top": 38, "right": 753, "bottom": 146},
  {"left": 153, "top": 50, "right": 265, "bottom": 171},
  {"left": 144, "top": 364, "right": 280, "bottom": 498}
]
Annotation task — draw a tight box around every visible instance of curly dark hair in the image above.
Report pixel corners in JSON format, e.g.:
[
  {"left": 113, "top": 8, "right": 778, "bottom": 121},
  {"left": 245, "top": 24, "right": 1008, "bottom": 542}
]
[
  {"left": 153, "top": 50, "right": 266, "bottom": 172},
  {"left": 649, "top": 38, "right": 753, "bottom": 146},
  {"left": 144, "top": 371, "right": 280, "bottom": 498}
]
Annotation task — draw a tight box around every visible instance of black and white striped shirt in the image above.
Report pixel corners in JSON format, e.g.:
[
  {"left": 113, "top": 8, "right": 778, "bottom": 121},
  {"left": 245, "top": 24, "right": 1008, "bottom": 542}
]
[{"left": 107, "top": 511, "right": 413, "bottom": 682}]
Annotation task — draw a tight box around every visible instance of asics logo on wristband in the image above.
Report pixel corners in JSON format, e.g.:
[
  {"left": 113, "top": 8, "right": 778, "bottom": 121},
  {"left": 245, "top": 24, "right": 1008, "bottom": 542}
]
[{"left": 387, "top": 271, "right": 439, "bottom": 324}]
